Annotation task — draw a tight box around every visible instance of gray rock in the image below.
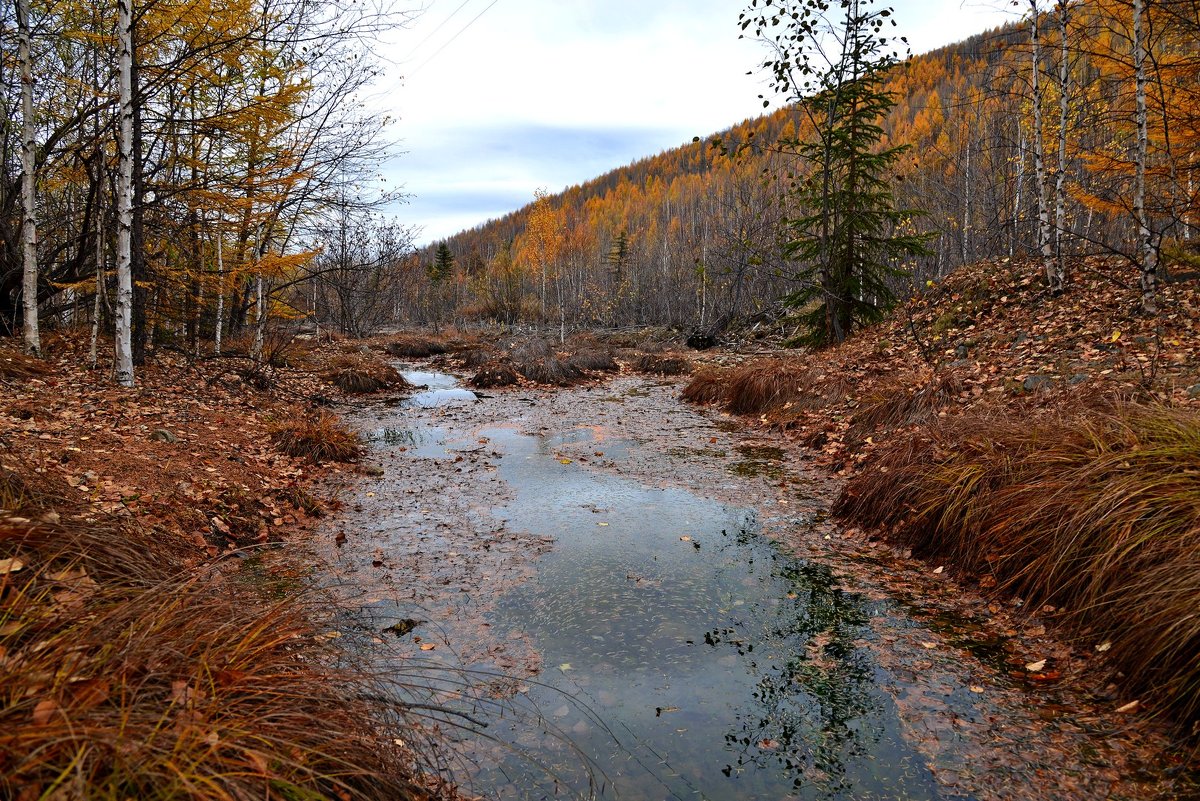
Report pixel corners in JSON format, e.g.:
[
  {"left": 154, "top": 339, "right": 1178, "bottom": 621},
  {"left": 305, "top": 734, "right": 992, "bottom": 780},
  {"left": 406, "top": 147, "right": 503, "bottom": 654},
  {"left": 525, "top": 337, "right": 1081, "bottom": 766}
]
[
  {"left": 1188, "top": 383, "right": 1200, "bottom": 399},
  {"left": 1068, "top": 373, "right": 1090, "bottom": 386},
  {"left": 955, "top": 343, "right": 970, "bottom": 359},
  {"left": 1023, "top": 375, "right": 1053, "bottom": 392},
  {"left": 150, "top": 428, "right": 178, "bottom": 444}
]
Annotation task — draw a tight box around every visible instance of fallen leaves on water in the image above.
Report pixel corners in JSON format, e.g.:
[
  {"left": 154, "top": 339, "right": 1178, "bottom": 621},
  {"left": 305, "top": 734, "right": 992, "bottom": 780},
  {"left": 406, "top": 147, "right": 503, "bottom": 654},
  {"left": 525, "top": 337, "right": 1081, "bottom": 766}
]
[
  {"left": 558, "top": 663, "right": 572, "bottom": 672},
  {"left": 419, "top": 643, "right": 437, "bottom": 651},
  {"left": 679, "top": 535, "right": 692, "bottom": 542}
]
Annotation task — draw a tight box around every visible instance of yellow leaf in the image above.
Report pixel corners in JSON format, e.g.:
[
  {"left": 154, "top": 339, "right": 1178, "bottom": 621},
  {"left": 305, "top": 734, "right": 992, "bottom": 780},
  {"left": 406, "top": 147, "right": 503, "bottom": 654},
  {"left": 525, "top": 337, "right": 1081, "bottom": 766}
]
[
  {"left": 1110, "top": 330, "right": 1121, "bottom": 342},
  {"left": 419, "top": 643, "right": 436, "bottom": 651},
  {"left": 559, "top": 458, "right": 572, "bottom": 464}
]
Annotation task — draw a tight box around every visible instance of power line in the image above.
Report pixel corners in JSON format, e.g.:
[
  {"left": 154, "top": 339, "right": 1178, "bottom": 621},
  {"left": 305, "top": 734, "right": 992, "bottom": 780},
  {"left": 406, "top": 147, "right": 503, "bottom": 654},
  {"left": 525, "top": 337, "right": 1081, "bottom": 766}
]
[
  {"left": 409, "top": 0, "right": 500, "bottom": 75},
  {"left": 402, "top": 0, "right": 475, "bottom": 62}
]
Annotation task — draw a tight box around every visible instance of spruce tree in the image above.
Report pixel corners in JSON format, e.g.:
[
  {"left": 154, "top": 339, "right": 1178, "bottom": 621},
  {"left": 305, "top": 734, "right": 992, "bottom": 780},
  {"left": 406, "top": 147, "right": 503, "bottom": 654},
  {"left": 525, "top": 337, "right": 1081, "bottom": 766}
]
[{"left": 742, "top": 0, "right": 932, "bottom": 345}]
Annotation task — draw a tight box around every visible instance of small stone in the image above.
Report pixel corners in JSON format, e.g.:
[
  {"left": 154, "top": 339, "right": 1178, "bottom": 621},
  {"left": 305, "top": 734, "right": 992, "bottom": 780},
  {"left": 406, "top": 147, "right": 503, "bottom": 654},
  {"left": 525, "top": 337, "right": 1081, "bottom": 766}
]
[
  {"left": 150, "top": 428, "right": 177, "bottom": 444},
  {"left": 955, "top": 343, "right": 970, "bottom": 359},
  {"left": 1188, "top": 383, "right": 1200, "bottom": 399},
  {"left": 1069, "top": 373, "right": 1089, "bottom": 386},
  {"left": 363, "top": 464, "right": 385, "bottom": 477},
  {"left": 1023, "top": 375, "right": 1052, "bottom": 393}
]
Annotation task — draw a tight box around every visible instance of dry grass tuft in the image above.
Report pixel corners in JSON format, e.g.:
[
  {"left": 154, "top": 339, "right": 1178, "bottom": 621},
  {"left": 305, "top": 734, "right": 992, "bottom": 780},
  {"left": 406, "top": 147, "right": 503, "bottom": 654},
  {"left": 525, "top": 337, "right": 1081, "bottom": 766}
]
[
  {"left": 721, "top": 359, "right": 813, "bottom": 415},
  {"left": 515, "top": 356, "right": 586, "bottom": 387},
  {"left": 325, "top": 356, "right": 410, "bottom": 395},
  {"left": 566, "top": 349, "right": 619, "bottom": 373},
  {"left": 848, "top": 370, "right": 964, "bottom": 440},
  {"left": 384, "top": 335, "right": 448, "bottom": 359},
  {"left": 835, "top": 402, "right": 1200, "bottom": 728},
  {"left": 0, "top": 517, "right": 427, "bottom": 801},
  {"left": 469, "top": 360, "right": 522, "bottom": 388},
  {"left": 459, "top": 348, "right": 499, "bottom": 369},
  {"left": 0, "top": 350, "right": 53, "bottom": 380},
  {"left": 270, "top": 411, "right": 364, "bottom": 462},
  {"left": 632, "top": 353, "right": 691, "bottom": 376},
  {"left": 681, "top": 369, "right": 729, "bottom": 405},
  {"left": 512, "top": 339, "right": 554, "bottom": 360}
]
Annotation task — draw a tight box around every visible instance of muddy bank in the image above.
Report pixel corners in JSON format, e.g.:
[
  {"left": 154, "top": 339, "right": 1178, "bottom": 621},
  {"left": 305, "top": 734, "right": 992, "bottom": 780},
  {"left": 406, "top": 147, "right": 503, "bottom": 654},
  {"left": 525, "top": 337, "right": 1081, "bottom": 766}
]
[{"left": 318, "top": 367, "right": 1189, "bottom": 801}]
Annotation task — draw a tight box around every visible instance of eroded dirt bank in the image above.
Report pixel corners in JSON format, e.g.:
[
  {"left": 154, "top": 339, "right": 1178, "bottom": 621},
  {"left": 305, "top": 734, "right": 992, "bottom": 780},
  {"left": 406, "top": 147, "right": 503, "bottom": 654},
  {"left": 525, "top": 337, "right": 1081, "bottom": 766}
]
[{"left": 318, "top": 366, "right": 1192, "bottom": 801}]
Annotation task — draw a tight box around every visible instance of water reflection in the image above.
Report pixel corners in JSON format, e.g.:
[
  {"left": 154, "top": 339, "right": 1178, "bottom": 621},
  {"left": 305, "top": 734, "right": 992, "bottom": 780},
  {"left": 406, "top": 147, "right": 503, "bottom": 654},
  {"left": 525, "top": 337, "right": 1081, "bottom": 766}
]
[{"left": 467, "top": 428, "right": 938, "bottom": 801}]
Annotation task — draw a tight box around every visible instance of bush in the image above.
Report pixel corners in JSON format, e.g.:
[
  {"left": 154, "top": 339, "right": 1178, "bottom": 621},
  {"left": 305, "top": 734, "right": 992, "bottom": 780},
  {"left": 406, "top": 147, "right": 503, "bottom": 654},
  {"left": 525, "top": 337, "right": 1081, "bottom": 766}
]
[
  {"left": 835, "top": 403, "right": 1200, "bottom": 729},
  {"left": 0, "top": 517, "right": 427, "bottom": 801},
  {"left": 270, "top": 412, "right": 364, "bottom": 462}
]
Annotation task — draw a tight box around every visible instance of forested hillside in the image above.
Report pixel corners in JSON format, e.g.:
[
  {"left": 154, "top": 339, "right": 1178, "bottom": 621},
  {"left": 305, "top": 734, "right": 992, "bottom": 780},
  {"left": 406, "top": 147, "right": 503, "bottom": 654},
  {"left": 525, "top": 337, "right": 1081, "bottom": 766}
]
[{"left": 405, "top": 1, "right": 1198, "bottom": 335}]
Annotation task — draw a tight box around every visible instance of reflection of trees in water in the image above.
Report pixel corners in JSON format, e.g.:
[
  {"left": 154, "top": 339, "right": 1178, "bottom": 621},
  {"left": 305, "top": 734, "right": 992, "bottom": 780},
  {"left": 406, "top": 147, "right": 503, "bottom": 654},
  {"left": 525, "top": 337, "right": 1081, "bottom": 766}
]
[{"left": 709, "top": 557, "right": 884, "bottom": 797}]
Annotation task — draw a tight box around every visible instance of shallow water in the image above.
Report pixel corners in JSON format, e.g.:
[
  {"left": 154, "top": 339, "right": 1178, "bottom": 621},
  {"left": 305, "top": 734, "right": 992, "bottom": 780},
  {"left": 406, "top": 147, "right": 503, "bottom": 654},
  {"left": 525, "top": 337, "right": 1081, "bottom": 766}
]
[
  {"left": 402, "top": 369, "right": 479, "bottom": 408},
  {"left": 379, "top": 371, "right": 942, "bottom": 800},
  {"left": 475, "top": 426, "right": 940, "bottom": 801}
]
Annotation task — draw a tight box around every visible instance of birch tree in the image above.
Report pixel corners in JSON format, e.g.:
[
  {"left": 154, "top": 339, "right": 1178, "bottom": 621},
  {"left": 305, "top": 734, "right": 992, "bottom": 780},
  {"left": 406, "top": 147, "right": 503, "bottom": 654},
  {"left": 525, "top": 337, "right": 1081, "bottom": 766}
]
[
  {"left": 114, "top": 0, "right": 135, "bottom": 387},
  {"left": 17, "top": 0, "right": 40, "bottom": 356},
  {"left": 1132, "top": 0, "right": 1158, "bottom": 313},
  {"left": 1029, "top": 0, "right": 1060, "bottom": 293}
]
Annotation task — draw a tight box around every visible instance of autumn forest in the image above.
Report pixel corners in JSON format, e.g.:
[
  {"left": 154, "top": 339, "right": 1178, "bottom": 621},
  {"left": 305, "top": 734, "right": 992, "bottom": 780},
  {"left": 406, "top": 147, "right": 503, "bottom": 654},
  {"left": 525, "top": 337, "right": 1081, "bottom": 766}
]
[{"left": 4, "top": 1, "right": 1200, "bottom": 799}]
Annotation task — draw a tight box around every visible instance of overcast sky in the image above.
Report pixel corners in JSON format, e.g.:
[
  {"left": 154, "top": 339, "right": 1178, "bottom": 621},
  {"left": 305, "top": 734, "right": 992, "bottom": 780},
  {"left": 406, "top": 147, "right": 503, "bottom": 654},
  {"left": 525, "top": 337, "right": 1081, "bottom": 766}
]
[{"left": 371, "top": 1, "right": 1017, "bottom": 244}]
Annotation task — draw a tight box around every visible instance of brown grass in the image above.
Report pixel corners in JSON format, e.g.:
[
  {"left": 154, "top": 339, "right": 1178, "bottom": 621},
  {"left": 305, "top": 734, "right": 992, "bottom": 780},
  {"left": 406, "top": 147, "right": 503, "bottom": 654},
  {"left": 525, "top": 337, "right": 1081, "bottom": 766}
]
[
  {"left": 515, "top": 356, "right": 586, "bottom": 387},
  {"left": 632, "top": 353, "right": 691, "bottom": 376},
  {"left": 566, "top": 349, "right": 619, "bottom": 373},
  {"left": 459, "top": 348, "right": 498, "bottom": 369},
  {"left": 681, "top": 369, "right": 729, "bottom": 405},
  {"left": 0, "top": 349, "right": 53, "bottom": 380},
  {"left": 469, "top": 360, "right": 522, "bottom": 388},
  {"left": 325, "top": 356, "right": 411, "bottom": 395},
  {"left": 270, "top": 411, "right": 364, "bottom": 462},
  {"left": 384, "top": 335, "right": 448, "bottom": 359},
  {"left": 721, "top": 359, "right": 814, "bottom": 415},
  {"left": 834, "top": 402, "right": 1200, "bottom": 729},
  {"left": 848, "top": 370, "right": 964, "bottom": 440},
  {"left": 0, "top": 517, "right": 428, "bottom": 801}
]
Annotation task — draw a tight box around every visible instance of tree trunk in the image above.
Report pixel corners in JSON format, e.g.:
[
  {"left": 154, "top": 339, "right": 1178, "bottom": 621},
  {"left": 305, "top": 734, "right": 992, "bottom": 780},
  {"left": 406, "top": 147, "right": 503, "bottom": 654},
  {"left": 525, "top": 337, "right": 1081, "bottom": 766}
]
[
  {"left": 1054, "top": 0, "right": 1070, "bottom": 290},
  {"left": 114, "top": 0, "right": 136, "bottom": 387},
  {"left": 1133, "top": 0, "right": 1158, "bottom": 313},
  {"left": 17, "top": 0, "right": 40, "bottom": 356},
  {"left": 1030, "top": 1, "right": 1059, "bottom": 293}
]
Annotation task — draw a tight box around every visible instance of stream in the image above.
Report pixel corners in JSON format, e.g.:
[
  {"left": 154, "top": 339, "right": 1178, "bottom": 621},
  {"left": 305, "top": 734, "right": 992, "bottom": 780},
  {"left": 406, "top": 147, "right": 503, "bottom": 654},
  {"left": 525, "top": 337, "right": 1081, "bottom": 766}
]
[{"left": 318, "top": 367, "right": 1174, "bottom": 801}]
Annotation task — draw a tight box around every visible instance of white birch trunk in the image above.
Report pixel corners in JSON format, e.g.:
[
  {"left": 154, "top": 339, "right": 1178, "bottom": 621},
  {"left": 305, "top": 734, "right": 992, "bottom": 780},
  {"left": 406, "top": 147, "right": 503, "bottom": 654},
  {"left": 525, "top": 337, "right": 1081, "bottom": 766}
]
[
  {"left": 17, "top": 0, "right": 41, "bottom": 356},
  {"left": 1053, "top": 0, "right": 1070, "bottom": 291},
  {"left": 1030, "top": 1, "right": 1056, "bottom": 291},
  {"left": 251, "top": 273, "right": 265, "bottom": 363},
  {"left": 1013, "top": 126, "right": 1026, "bottom": 259},
  {"left": 114, "top": 0, "right": 136, "bottom": 386},
  {"left": 214, "top": 222, "right": 225, "bottom": 354},
  {"left": 962, "top": 137, "right": 971, "bottom": 265},
  {"left": 89, "top": 229, "right": 103, "bottom": 369},
  {"left": 1133, "top": 0, "right": 1158, "bottom": 313}
]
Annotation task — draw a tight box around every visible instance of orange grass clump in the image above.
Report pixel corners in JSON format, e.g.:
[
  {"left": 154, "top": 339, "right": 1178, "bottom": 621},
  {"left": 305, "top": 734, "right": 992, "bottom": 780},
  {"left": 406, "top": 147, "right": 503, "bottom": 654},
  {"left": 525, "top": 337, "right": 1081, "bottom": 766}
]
[
  {"left": 270, "top": 411, "right": 364, "bottom": 462},
  {"left": 835, "top": 402, "right": 1200, "bottom": 730},
  {"left": 0, "top": 518, "right": 429, "bottom": 801}
]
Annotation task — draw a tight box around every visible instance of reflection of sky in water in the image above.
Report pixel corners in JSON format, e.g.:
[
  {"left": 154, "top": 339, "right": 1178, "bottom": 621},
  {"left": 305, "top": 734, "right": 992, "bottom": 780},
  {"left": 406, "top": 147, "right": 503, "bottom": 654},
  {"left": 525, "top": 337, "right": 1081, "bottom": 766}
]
[
  {"left": 401, "top": 370, "right": 478, "bottom": 408},
  {"left": 475, "top": 427, "right": 939, "bottom": 801}
]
